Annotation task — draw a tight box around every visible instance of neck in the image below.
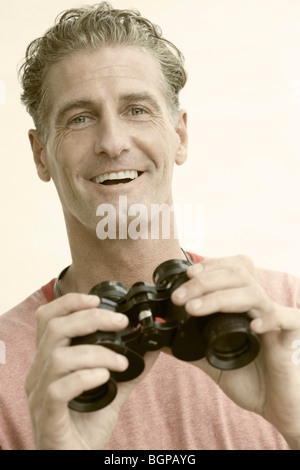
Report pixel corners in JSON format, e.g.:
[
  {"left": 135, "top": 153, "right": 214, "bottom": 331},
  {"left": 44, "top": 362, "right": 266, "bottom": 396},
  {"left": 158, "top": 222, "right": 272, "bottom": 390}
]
[{"left": 59, "top": 215, "right": 187, "bottom": 295}]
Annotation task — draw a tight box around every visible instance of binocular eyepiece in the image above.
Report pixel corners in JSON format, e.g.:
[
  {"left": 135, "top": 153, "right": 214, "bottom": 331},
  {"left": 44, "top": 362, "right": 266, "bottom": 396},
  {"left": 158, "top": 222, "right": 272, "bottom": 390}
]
[{"left": 69, "top": 259, "right": 260, "bottom": 412}]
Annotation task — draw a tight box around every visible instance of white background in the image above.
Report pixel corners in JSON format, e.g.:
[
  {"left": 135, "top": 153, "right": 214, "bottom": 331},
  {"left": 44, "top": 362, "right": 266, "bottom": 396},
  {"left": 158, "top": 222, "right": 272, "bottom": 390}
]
[{"left": 1, "top": 0, "right": 300, "bottom": 314}]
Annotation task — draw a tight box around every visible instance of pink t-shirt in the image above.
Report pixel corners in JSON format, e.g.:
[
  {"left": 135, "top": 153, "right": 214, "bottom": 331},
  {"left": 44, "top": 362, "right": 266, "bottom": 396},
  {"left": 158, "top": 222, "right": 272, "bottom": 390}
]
[{"left": 0, "top": 253, "right": 299, "bottom": 450}]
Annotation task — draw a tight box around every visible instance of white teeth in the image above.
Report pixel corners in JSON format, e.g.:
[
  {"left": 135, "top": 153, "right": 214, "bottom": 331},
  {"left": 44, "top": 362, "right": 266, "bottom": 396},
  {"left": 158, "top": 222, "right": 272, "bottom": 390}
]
[{"left": 92, "top": 170, "right": 139, "bottom": 184}]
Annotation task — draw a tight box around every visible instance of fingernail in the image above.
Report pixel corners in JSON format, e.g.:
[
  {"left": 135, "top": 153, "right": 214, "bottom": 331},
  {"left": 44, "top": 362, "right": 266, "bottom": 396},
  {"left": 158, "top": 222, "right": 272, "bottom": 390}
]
[
  {"left": 88, "top": 295, "right": 100, "bottom": 304},
  {"left": 189, "top": 298, "right": 203, "bottom": 312},
  {"left": 173, "top": 287, "right": 187, "bottom": 301},
  {"left": 114, "top": 313, "right": 127, "bottom": 324},
  {"left": 189, "top": 263, "right": 203, "bottom": 275},
  {"left": 117, "top": 354, "right": 128, "bottom": 368},
  {"left": 251, "top": 318, "right": 263, "bottom": 332}
]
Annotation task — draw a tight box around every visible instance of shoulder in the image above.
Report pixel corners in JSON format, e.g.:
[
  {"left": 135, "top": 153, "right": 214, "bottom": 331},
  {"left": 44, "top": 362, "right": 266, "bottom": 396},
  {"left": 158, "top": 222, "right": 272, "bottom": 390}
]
[
  {"left": 0, "top": 282, "right": 54, "bottom": 450},
  {"left": 0, "top": 288, "right": 48, "bottom": 339},
  {"left": 0, "top": 281, "right": 55, "bottom": 364}
]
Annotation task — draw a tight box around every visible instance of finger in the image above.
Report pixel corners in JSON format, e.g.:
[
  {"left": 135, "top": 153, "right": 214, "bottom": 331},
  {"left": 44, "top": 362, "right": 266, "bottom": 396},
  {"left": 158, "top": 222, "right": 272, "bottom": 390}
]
[
  {"left": 26, "top": 344, "right": 129, "bottom": 397},
  {"left": 29, "top": 307, "right": 128, "bottom": 393},
  {"left": 192, "top": 254, "right": 256, "bottom": 275},
  {"left": 27, "top": 367, "right": 114, "bottom": 450},
  {"left": 183, "top": 284, "right": 270, "bottom": 317},
  {"left": 30, "top": 367, "right": 111, "bottom": 418},
  {"left": 172, "top": 263, "right": 252, "bottom": 305},
  {"left": 50, "top": 344, "right": 129, "bottom": 377},
  {"left": 38, "top": 307, "right": 128, "bottom": 351},
  {"left": 251, "top": 306, "right": 300, "bottom": 334},
  {"left": 35, "top": 293, "right": 100, "bottom": 344}
]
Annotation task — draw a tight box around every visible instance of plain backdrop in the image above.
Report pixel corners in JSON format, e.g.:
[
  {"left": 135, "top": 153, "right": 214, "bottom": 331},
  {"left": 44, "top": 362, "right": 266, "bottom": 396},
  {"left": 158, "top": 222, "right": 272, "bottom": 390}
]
[{"left": 1, "top": 0, "right": 300, "bottom": 314}]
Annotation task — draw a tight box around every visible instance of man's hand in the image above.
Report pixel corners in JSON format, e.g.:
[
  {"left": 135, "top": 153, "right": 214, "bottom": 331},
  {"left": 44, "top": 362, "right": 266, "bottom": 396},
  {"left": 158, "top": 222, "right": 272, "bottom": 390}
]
[
  {"left": 25, "top": 293, "right": 158, "bottom": 450},
  {"left": 172, "top": 255, "right": 300, "bottom": 450}
]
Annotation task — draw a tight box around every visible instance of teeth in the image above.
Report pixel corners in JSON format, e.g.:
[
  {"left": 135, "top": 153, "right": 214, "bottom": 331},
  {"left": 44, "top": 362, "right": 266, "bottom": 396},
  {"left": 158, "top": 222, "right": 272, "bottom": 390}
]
[{"left": 92, "top": 170, "right": 139, "bottom": 184}]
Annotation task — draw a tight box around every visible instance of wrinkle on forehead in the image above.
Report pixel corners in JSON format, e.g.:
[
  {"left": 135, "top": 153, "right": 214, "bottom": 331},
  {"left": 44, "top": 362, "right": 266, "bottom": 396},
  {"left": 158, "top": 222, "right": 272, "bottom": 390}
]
[
  {"left": 49, "top": 46, "right": 164, "bottom": 87},
  {"left": 45, "top": 45, "right": 171, "bottom": 128}
]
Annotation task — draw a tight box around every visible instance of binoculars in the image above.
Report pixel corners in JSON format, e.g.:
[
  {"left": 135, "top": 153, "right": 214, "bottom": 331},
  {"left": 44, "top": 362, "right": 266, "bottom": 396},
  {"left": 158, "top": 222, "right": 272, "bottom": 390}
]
[{"left": 68, "top": 258, "right": 260, "bottom": 412}]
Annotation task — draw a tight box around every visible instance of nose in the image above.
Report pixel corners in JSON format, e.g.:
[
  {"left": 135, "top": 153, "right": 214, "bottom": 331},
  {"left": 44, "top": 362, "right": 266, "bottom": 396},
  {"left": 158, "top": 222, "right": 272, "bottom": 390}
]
[{"left": 94, "top": 111, "right": 131, "bottom": 158}]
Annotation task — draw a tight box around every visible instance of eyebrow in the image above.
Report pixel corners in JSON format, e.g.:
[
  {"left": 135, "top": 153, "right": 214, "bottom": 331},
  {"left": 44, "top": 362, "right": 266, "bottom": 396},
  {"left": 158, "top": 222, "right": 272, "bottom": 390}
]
[
  {"left": 55, "top": 99, "right": 95, "bottom": 125},
  {"left": 55, "top": 92, "right": 163, "bottom": 125},
  {"left": 119, "top": 92, "right": 163, "bottom": 113}
]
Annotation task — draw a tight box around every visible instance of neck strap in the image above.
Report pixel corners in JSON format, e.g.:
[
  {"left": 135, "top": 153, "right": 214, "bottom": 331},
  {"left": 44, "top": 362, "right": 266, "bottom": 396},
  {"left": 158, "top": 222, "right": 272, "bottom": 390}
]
[
  {"left": 53, "top": 265, "right": 70, "bottom": 299},
  {"left": 53, "top": 248, "right": 193, "bottom": 299}
]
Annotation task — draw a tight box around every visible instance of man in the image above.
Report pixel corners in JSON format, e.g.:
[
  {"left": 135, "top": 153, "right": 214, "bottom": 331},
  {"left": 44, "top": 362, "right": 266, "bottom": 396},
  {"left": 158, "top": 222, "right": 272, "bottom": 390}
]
[{"left": 0, "top": 3, "right": 299, "bottom": 450}]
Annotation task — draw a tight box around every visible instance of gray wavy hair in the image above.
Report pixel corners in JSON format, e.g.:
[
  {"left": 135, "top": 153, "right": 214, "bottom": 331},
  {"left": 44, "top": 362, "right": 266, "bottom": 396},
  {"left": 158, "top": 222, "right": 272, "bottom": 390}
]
[{"left": 18, "top": 2, "right": 187, "bottom": 140}]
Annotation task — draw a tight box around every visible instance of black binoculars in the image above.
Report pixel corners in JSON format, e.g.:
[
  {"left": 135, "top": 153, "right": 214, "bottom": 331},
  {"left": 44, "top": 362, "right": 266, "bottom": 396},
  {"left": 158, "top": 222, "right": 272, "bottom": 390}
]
[{"left": 68, "top": 258, "right": 260, "bottom": 412}]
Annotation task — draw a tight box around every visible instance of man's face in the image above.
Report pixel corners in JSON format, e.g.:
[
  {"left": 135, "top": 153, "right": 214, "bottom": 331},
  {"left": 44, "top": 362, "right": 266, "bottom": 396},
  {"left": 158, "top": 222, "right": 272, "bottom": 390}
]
[{"left": 32, "top": 46, "right": 188, "bottom": 234}]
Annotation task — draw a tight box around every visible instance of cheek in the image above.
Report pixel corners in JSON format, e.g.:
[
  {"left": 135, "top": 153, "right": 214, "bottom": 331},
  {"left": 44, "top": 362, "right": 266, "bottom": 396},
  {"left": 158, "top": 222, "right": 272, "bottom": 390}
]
[
  {"left": 49, "top": 132, "right": 90, "bottom": 177},
  {"left": 44, "top": 144, "right": 74, "bottom": 192},
  {"left": 51, "top": 118, "right": 96, "bottom": 155},
  {"left": 141, "top": 122, "right": 178, "bottom": 164}
]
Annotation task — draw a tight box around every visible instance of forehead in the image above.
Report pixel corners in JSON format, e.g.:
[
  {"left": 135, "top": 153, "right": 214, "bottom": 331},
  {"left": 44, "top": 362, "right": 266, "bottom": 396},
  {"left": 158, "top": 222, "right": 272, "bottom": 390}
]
[{"left": 45, "top": 46, "right": 168, "bottom": 112}]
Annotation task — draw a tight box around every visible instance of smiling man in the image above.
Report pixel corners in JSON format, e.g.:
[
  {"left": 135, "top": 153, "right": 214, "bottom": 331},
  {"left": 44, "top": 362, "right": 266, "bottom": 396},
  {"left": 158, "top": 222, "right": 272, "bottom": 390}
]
[
  {"left": 0, "top": 3, "right": 300, "bottom": 450},
  {"left": 29, "top": 44, "right": 187, "bottom": 271}
]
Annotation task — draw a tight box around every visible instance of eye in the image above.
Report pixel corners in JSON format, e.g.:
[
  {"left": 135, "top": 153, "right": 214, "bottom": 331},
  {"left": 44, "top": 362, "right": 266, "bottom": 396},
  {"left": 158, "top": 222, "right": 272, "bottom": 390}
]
[
  {"left": 130, "top": 107, "right": 148, "bottom": 116},
  {"left": 71, "top": 115, "right": 89, "bottom": 124},
  {"left": 68, "top": 114, "right": 95, "bottom": 129}
]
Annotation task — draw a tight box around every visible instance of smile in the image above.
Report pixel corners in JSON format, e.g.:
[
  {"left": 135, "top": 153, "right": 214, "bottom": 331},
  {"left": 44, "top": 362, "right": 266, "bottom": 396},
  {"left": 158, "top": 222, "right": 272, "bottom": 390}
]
[{"left": 91, "top": 170, "right": 143, "bottom": 185}]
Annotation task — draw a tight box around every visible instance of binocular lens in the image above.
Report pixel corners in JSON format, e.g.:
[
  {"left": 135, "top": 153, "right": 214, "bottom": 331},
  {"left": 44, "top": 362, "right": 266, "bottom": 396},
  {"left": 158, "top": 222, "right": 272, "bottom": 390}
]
[
  {"left": 213, "top": 333, "right": 250, "bottom": 356},
  {"left": 68, "top": 378, "right": 117, "bottom": 412},
  {"left": 204, "top": 314, "right": 260, "bottom": 370}
]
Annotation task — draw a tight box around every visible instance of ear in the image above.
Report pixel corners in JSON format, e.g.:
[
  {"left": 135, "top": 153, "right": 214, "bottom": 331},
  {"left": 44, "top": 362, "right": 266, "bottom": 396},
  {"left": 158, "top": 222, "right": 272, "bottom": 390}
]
[
  {"left": 28, "top": 130, "right": 51, "bottom": 182},
  {"left": 174, "top": 110, "right": 188, "bottom": 166}
]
